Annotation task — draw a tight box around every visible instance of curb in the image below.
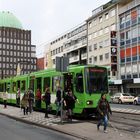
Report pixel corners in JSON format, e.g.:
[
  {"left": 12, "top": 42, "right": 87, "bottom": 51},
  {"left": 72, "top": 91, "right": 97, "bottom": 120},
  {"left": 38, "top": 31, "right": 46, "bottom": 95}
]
[{"left": 0, "top": 112, "right": 90, "bottom": 140}]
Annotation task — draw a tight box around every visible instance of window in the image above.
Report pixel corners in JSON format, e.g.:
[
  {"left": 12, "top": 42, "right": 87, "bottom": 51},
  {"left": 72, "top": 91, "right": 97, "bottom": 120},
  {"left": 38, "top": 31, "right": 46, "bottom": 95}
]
[
  {"left": 94, "top": 56, "right": 97, "bottom": 62},
  {"left": 89, "top": 45, "right": 92, "bottom": 52},
  {"left": 76, "top": 73, "right": 83, "bottom": 93},
  {"left": 21, "top": 81, "right": 26, "bottom": 91},
  {"left": 132, "top": 28, "right": 137, "bottom": 38},
  {"left": 89, "top": 58, "right": 92, "bottom": 63},
  {"left": 126, "top": 14, "right": 130, "bottom": 22},
  {"left": 105, "top": 13, "right": 109, "bottom": 19},
  {"left": 100, "top": 55, "right": 103, "bottom": 61},
  {"left": 99, "top": 41, "right": 103, "bottom": 48},
  {"left": 89, "top": 22, "right": 92, "bottom": 28},
  {"left": 43, "top": 77, "right": 50, "bottom": 92},
  {"left": 99, "top": 16, "right": 102, "bottom": 23},
  {"left": 105, "top": 53, "right": 109, "bottom": 59},
  {"left": 126, "top": 30, "right": 131, "bottom": 40},
  {"left": 93, "top": 43, "right": 97, "bottom": 50},
  {"left": 110, "top": 9, "right": 115, "bottom": 17},
  {"left": 120, "top": 32, "right": 125, "bottom": 41},
  {"left": 93, "top": 18, "right": 97, "bottom": 26},
  {"left": 120, "top": 16, "right": 125, "bottom": 24}
]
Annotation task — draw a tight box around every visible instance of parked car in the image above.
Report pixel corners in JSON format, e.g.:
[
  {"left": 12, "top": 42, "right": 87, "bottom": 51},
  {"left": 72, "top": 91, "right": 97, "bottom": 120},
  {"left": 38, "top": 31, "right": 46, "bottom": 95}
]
[
  {"left": 133, "top": 95, "right": 140, "bottom": 105},
  {"left": 111, "top": 93, "right": 134, "bottom": 104}
]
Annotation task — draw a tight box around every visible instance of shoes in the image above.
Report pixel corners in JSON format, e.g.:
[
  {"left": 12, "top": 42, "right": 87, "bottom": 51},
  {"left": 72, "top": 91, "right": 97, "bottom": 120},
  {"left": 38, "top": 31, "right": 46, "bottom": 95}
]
[
  {"left": 104, "top": 130, "right": 108, "bottom": 133},
  {"left": 45, "top": 116, "right": 49, "bottom": 118}
]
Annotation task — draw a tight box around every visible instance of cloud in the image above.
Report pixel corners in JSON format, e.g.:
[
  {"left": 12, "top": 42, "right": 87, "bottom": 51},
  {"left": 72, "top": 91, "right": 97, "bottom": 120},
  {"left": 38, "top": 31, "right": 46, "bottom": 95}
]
[{"left": 0, "top": 0, "right": 110, "bottom": 57}]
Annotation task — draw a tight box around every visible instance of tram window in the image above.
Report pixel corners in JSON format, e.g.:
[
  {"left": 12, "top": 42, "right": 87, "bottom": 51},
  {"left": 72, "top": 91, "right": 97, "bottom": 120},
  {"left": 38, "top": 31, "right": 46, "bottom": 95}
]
[
  {"left": 6, "top": 83, "right": 10, "bottom": 92},
  {"left": 13, "top": 82, "right": 16, "bottom": 92},
  {"left": 0, "top": 84, "right": 4, "bottom": 92},
  {"left": 30, "top": 79, "right": 34, "bottom": 91},
  {"left": 21, "top": 81, "right": 26, "bottom": 91},
  {"left": 76, "top": 73, "right": 83, "bottom": 93},
  {"left": 52, "top": 76, "right": 61, "bottom": 92},
  {"left": 36, "top": 78, "right": 41, "bottom": 89},
  {"left": 43, "top": 77, "right": 50, "bottom": 92}
]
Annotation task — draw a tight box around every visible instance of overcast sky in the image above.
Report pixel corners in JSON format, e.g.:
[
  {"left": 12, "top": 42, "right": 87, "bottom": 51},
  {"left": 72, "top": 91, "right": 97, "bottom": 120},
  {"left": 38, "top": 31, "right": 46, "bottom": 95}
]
[{"left": 0, "top": 0, "right": 109, "bottom": 57}]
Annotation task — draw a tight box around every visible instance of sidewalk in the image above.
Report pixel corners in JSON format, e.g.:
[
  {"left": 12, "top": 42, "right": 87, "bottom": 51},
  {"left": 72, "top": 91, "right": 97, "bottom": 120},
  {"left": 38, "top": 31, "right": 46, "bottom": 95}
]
[{"left": 0, "top": 105, "right": 140, "bottom": 140}]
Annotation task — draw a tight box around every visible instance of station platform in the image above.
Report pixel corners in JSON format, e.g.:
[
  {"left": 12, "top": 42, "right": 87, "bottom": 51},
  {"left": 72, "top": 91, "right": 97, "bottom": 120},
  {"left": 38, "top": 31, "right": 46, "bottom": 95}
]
[{"left": 0, "top": 104, "right": 139, "bottom": 140}]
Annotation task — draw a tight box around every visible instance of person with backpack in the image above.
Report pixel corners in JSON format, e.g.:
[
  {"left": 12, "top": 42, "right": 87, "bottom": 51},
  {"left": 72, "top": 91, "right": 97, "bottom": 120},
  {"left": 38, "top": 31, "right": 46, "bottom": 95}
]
[{"left": 97, "top": 93, "right": 112, "bottom": 133}]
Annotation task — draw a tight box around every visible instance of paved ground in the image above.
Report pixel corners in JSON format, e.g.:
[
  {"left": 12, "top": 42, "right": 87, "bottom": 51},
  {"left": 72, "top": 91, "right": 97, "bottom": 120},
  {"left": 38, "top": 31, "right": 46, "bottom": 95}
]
[{"left": 0, "top": 104, "right": 140, "bottom": 140}]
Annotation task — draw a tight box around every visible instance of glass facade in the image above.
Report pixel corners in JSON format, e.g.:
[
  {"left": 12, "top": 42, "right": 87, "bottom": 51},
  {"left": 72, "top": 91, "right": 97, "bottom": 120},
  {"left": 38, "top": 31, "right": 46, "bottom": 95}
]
[{"left": 119, "top": 5, "right": 140, "bottom": 79}]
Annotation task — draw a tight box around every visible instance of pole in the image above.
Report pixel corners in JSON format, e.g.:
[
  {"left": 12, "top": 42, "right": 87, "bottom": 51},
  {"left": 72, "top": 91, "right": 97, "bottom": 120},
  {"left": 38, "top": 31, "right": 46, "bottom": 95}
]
[
  {"left": 60, "top": 84, "right": 63, "bottom": 123},
  {"left": 60, "top": 57, "right": 63, "bottom": 123}
]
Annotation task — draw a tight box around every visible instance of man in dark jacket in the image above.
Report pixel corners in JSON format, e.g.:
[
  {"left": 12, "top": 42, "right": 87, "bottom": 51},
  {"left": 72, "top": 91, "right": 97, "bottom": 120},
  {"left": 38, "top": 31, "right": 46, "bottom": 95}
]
[
  {"left": 44, "top": 87, "right": 51, "bottom": 118},
  {"left": 97, "top": 93, "right": 112, "bottom": 133},
  {"left": 56, "top": 86, "right": 61, "bottom": 116}
]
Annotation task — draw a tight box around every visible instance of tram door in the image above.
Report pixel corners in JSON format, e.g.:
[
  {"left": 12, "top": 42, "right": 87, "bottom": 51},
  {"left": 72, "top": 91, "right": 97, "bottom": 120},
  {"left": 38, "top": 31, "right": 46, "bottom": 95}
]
[
  {"left": 36, "top": 77, "right": 42, "bottom": 92},
  {"left": 64, "top": 73, "right": 73, "bottom": 93}
]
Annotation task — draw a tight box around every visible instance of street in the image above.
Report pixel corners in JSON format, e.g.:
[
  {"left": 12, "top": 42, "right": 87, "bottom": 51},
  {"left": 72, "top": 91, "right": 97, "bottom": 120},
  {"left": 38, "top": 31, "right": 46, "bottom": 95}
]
[
  {"left": 111, "top": 103, "right": 140, "bottom": 110},
  {"left": 0, "top": 115, "right": 77, "bottom": 140}
]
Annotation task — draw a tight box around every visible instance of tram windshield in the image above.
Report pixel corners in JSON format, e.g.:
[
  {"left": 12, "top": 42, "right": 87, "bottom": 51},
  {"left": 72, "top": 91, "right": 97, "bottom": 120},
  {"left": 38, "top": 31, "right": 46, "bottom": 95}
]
[{"left": 85, "top": 67, "right": 108, "bottom": 94}]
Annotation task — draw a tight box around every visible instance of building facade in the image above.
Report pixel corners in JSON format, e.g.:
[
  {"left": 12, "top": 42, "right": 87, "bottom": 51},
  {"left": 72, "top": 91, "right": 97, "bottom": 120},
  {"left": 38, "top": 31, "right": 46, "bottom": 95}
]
[
  {"left": 45, "top": 23, "right": 87, "bottom": 68},
  {"left": 118, "top": 0, "right": 140, "bottom": 95},
  {"left": 0, "top": 11, "right": 36, "bottom": 78},
  {"left": 87, "top": 1, "right": 118, "bottom": 92}
]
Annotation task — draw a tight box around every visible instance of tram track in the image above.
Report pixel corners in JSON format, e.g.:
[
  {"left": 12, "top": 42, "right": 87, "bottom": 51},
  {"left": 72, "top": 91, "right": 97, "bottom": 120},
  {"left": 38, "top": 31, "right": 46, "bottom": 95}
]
[{"left": 78, "top": 111, "right": 140, "bottom": 133}]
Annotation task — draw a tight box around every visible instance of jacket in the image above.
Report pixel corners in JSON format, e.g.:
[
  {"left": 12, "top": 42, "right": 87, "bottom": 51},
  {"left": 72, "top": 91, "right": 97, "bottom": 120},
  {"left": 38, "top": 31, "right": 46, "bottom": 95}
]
[{"left": 97, "top": 98, "right": 112, "bottom": 119}]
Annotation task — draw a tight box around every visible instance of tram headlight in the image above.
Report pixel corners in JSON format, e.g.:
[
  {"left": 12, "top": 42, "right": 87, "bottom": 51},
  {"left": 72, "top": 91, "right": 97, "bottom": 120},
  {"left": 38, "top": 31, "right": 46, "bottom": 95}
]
[{"left": 86, "top": 100, "right": 93, "bottom": 105}]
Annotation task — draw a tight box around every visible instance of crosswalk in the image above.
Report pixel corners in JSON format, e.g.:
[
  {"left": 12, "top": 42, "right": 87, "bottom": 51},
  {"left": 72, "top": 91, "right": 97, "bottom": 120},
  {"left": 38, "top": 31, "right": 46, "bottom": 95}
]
[{"left": 112, "top": 107, "right": 140, "bottom": 114}]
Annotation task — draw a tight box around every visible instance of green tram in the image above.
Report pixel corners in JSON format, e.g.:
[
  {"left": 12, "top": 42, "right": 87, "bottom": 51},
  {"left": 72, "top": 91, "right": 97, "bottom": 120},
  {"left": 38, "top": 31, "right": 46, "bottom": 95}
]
[{"left": 0, "top": 65, "right": 109, "bottom": 117}]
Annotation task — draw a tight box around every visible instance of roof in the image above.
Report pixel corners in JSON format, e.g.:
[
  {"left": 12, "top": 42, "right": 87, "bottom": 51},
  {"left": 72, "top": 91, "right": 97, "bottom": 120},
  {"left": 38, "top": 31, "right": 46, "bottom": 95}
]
[{"left": 0, "top": 11, "right": 23, "bottom": 29}]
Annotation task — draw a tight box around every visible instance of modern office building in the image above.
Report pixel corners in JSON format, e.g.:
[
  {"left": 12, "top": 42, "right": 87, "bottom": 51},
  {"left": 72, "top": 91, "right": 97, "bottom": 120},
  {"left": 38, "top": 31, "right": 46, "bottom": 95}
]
[
  {"left": 0, "top": 11, "right": 37, "bottom": 78},
  {"left": 118, "top": 0, "right": 140, "bottom": 94}
]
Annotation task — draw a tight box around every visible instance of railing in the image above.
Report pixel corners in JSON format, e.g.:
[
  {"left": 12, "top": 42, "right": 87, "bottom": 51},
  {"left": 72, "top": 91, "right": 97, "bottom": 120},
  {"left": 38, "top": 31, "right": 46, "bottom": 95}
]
[
  {"left": 119, "top": 0, "right": 140, "bottom": 15},
  {"left": 69, "top": 55, "right": 79, "bottom": 63}
]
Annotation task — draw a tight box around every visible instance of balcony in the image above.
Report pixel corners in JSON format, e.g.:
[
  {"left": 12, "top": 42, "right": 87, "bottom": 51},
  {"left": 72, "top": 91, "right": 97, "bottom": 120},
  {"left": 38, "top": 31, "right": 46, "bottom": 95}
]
[
  {"left": 119, "top": 0, "right": 140, "bottom": 14},
  {"left": 81, "top": 53, "right": 87, "bottom": 60},
  {"left": 69, "top": 55, "right": 79, "bottom": 63}
]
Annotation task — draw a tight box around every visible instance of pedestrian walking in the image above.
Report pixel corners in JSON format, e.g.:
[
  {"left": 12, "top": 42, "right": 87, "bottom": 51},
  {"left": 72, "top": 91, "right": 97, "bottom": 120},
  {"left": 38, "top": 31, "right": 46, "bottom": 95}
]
[
  {"left": 21, "top": 91, "right": 29, "bottom": 115},
  {"left": 43, "top": 87, "right": 51, "bottom": 118},
  {"left": 3, "top": 89, "right": 8, "bottom": 108},
  {"left": 28, "top": 89, "right": 34, "bottom": 113},
  {"left": 97, "top": 93, "right": 112, "bottom": 133},
  {"left": 55, "top": 86, "right": 62, "bottom": 116}
]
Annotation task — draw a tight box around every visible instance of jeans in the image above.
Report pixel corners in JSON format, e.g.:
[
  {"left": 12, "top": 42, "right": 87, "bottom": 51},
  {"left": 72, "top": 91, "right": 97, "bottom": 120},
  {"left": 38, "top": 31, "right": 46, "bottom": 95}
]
[
  {"left": 56, "top": 102, "right": 61, "bottom": 116},
  {"left": 97, "top": 115, "right": 108, "bottom": 130}
]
